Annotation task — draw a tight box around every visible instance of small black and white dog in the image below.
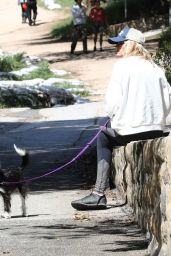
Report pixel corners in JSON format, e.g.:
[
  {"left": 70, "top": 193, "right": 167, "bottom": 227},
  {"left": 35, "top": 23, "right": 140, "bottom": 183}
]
[{"left": 0, "top": 144, "right": 29, "bottom": 219}]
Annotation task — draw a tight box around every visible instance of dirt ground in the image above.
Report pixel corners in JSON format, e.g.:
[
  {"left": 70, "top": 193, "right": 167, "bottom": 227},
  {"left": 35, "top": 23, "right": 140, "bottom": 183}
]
[{"left": 0, "top": 0, "right": 118, "bottom": 101}]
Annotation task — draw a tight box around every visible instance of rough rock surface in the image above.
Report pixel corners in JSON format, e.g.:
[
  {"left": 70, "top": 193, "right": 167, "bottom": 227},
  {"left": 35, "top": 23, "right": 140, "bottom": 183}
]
[{"left": 112, "top": 136, "right": 171, "bottom": 256}]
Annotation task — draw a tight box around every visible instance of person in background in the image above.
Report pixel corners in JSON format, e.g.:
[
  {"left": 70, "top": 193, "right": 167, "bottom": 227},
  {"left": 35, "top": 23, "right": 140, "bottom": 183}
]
[
  {"left": 27, "top": 0, "right": 37, "bottom": 26},
  {"left": 71, "top": 27, "right": 171, "bottom": 210},
  {"left": 86, "top": 0, "right": 107, "bottom": 9},
  {"left": 18, "top": 0, "right": 28, "bottom": 24},
  {"left": 89, "top": 0, "right": 108, "bottom": 51},
  {"left": 71, "top": 0, "right": 88, "bottom": 54}
]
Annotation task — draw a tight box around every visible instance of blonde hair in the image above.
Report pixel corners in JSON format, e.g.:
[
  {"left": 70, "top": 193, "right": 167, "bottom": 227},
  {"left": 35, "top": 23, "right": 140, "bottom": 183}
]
[{"left": 123, "top": 40, "right": 153, "bottom": 62}]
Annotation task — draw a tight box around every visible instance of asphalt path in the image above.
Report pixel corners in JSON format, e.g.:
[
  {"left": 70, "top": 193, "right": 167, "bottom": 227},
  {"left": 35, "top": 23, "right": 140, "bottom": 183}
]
[{"left": 0, "top": 102, "right": 149, "bottom": 256}]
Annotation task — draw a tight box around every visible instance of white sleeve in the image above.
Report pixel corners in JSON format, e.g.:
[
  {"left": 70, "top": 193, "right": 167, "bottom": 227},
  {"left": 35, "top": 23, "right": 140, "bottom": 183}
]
[
  {"left": 72, "top": 6, "right": 81, "bottom": 19},
  {"left": 164, "top": 79, "right": 171, "bottom": 115},
  {"left": 104, "top": 62, "right": 123, "bottom": 118},
  {"left": 159, "top": 66, "right": 171, "bottom": 116}
]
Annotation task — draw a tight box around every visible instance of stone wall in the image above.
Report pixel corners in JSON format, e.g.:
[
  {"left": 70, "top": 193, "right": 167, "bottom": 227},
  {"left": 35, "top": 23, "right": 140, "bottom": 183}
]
[
  {"left": 112, "top": 136, "right": 171, "bottom": 256},
  {"left": 109, "top": 14, "right": 169, "bottom": 36}
]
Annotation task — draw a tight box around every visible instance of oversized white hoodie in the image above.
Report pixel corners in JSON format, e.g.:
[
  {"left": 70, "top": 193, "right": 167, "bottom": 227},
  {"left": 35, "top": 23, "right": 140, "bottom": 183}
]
[{"left": 105, "top": 56, "right": 171, "bottom": 135}]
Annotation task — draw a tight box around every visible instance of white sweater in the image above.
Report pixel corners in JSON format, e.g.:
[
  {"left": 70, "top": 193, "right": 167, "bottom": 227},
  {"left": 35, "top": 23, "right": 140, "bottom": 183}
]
[
  {"left": 105, "top": 56, "right": 171, "bottom": 135},
  {"left": 72, "top": 3, "right": 87, "bottom": 26}
]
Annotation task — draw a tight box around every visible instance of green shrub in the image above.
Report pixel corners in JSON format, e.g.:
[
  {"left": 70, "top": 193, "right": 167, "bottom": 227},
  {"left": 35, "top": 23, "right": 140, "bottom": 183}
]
[
  {"left": 20, "top": 61, "right": 56, "bottom": 80},
  {"left": 154, "top": 28, "right": 171, "bottom": 84},
  {"left": 0, "top": 53, "right": 26, "bottom": 72},
  {"left": 53, "top": 82, "right": 91, "bottom": 97},
  {"left": 166, "top": 70, "right": 171, "bottom": 84},
  {"left": 105, "top": 0, "right": 169, "bottom": 24},
  {"left": 51, "top": 17, "right": 73, "bottom": 40}
]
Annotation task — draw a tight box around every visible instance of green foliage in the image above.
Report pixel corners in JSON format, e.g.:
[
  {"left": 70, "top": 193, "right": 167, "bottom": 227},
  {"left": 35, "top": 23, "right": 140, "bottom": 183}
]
[
  {"left": 53, "top": 82, "right": 91, "bottom": 97},
  {"left": 0, "top": 53, "right": 26, "bottom": 72},
  {"left": 104, "top": 0, "right": 124, "bottom": 24},
  {"left": 20, "top": 61, "right": 56, "bottom": 80},
  {"left": 72, "top": 89, "right": 90, "bottom": 97},
  {"left": 0, "top": 101, "right": 8, "bottom": 108},
  {"left": 154, "top": 28, "right": 171, "bottom": 84},
  {"left": 51, "top": 17, "right": 73, "bottom": 40},
  {"left": 159, "top": 27, "right": 171, "bottom": 48},
  {"left": 105, "top": 0, "right": 169, "bottom": 24},
  {"left": 166, "top": 70, "right": 171, "bottom": 84}
]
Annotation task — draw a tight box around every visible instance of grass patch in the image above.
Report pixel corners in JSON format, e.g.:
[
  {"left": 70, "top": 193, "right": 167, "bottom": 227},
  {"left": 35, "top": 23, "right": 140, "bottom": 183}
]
[
  {"left": 154, "top": 28, "right": 171, "bottom": 84},
  {"left": 51, "top": 17, "right": 73, "bottom": 40},
  {"left": 20, "top": 61, "right": 56, "bottom": 80},
  {"left": 0, "top": 53, "right": 26, "bottom": 72},
  {"left": 53, "top": 82, "right": 91, "bottom": 97},
  {"left": 72, "top": 89, "right": 91, "bottom": 97}
]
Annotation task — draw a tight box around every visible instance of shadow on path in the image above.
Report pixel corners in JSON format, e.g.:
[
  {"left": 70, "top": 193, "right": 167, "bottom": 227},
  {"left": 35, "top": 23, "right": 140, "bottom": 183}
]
[
  {"left": 0, "top": 218, "right": 148, "bottom": 254},
  {"left": 0, "top": 117, "right": 102, "bottom": 192}
]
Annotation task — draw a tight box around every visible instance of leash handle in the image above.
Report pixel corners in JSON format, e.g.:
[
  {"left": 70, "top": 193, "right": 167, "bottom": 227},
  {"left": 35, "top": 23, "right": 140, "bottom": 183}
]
[{"left": 1, "top": 118, "right": 110, "bottom": 185}]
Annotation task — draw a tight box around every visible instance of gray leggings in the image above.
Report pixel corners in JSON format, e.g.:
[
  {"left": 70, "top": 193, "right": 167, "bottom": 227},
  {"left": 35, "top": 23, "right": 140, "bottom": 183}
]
[{"left": 94, "top": 119, "right": 168, "bottom": 193}]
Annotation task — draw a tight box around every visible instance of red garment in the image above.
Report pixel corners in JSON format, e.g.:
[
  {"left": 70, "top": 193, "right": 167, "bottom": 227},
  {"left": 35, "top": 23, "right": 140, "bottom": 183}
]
[
  {"left": 22, "top": 2, "right": 28, "bottom": 10},
  {"left": 89, "top": 7, "right": 106, "bottom": 24}
]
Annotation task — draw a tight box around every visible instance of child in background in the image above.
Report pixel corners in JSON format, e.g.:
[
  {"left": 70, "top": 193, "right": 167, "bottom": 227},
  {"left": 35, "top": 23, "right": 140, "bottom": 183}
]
[
  {"left": 89, "top": 0, "right": 108, "bottom": 51},
  {"left": 18, "top": 0, "right": 28, "bottom": 23}
]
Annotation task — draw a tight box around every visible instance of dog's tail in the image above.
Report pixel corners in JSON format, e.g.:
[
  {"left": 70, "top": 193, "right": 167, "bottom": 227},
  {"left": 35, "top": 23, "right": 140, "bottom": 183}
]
[{"left": 14, "top": 144, "right": 29, "bottom": 171}]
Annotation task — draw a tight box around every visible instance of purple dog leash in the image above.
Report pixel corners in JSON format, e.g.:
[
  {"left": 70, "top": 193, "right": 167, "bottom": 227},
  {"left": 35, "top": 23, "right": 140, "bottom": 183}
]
[{"left": 1, "top": 118, "right": 110, "bottom": 185}]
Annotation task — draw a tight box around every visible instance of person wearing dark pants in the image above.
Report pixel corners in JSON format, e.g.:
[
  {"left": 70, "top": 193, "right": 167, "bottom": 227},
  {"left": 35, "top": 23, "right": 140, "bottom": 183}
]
[
  {"left": 95, "top": 126, "right": 168, "bottom": 195},
  {"left": 18, "top": 0, "right": 28, "bottom": 23},
  {"left": 71, "top": 0, "right": 88, "bottom": 54},
  {"left": 71, "top": 27, "right": 171, "bottom": 210},
  {"left": 71, "top": 24, "right": 87, "bottom": 54},
  {"left": 89, "top": 0, "right": 108, "bottom": 51},
  {"left": 27, "top": 0, "right": 37, "bottom": 26}
]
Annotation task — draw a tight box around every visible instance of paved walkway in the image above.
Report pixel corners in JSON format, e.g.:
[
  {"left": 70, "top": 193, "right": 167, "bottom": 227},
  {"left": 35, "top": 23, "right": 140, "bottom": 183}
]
[{"left": 0, "top": 102, "right": 148, "bottom": 256}]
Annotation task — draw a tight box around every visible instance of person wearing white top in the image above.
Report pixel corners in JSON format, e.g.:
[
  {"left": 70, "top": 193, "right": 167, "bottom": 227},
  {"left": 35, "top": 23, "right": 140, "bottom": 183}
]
[
  {"left": 71, "top": 0, "right": 88, "bottom": 54},
  {"left": 105, "top": 56, "right": 171, "bottom": 135},
  {"left": 71, "top": 27, "right": 171, "bottom": 210}
]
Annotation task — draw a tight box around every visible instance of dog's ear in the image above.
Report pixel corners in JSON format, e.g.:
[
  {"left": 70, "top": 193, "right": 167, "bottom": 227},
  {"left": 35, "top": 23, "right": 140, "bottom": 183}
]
[{"left": 14, "top": 144, "right": 26, "bottom": 156}]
